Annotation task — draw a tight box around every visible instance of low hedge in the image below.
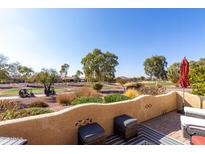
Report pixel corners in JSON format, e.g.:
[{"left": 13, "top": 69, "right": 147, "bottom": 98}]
[
  {"left": 104, "top": 94, "right": 130, "bottom": 103},
  {"left": 72, "top": 96, "right": 103, "bottom": 105},
  {"left": 28, "top": 100, "right": 49, "bottom": 108},
  {"left": 0, "top": 108, "right": 53, "bottom": 121},
  {"left": 93, "top": 83, "right": 103, "bottom": 91}
]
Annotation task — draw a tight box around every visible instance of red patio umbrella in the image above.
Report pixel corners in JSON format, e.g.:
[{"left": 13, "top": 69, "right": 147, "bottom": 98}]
[{"left": 178, "top": 57, "right": 190, "bottom": 113}]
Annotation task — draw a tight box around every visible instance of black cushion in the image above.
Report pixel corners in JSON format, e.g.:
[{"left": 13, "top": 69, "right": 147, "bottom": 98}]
[
  {"left": 78, "top": 123, "right": 105, "bottom": 144},
  {"left": 114, "top": 114, "right": 137, "bottom": 130}
]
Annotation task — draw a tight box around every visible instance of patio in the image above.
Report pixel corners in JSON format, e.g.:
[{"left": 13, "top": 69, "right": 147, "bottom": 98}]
[
  {"left": 105, "top": 123, "right": 184, "bottom": 145},
  {"left": 143, "top": 111, "right": 190, "bottom": 145},
  {"left": 105, "top": 111, "right": 191, "bottom": 145}
]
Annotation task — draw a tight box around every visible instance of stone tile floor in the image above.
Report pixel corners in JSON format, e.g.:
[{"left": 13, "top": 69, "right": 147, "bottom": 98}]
[{"left": 143, "top": 111, "right": 190, "bottom": 145}]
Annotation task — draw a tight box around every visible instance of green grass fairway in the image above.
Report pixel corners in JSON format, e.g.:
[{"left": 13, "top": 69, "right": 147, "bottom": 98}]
[
  {"left": 139, "top": 81, "right": 176, "bottom": 87},
  {"left": 0, "top": 87, "right": 66, "bottom": 96}
]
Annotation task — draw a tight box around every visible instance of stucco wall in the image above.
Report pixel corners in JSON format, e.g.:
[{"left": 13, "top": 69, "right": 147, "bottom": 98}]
[
  {"left": 176, "top": 91, "right": 203, "bottom": 109},
  {"left": 201, "top": 96, "right": 205, "bottom": 109},
  {"left": 0, "top": 91, "right": 177, "bottom": 145}
]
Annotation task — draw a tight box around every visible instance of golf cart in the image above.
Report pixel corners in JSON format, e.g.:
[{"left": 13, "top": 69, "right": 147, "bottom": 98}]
[
  {"left": 44, "top": 87, "right": 56, "bottom": 97},
  {"left": 19, "top": 88, "right": 35, "bottom": 98}
]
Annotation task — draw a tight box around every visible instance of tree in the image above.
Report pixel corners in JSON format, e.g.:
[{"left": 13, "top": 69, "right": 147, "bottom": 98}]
[
  {"left": 60, "top": 64, "right": 69, "bottom": 78},
  {"left": 0, "top": 70, "right": 9, "bottom": 83},
  {"left": 0, "top": 55, "right": 9, "bottom": 83},
  {"left": 18, "top": 65, "right": 34, "bottom": 82},
  {"left": 7, "top": 62, "right": 21, "bottom": 81},
  {"left": 188, "top": 58, "right": 205, "bottom": 96},
  {"left": 0, "top": 54, "right": 8, "bottom": 70},
  {"left": 115, "top": 77, "right": 128, "bottom": 91},
  {"left": 167, "top": 62, "right": 180, "bottom": 84},
  {"left": 81, "top": 48, "right": 119, "bottom": 82},
  {"left": 73, "top": 70, "right": 83, "bottom": 82},
  {"left": 189, "top": 65, "right": 205, "bottom": 96},
  {"left": 35, "top": 69, "right": 58, "bottom": 92},
  {"left": 144, "top": 56, "right": 168, "bottom": 80}
]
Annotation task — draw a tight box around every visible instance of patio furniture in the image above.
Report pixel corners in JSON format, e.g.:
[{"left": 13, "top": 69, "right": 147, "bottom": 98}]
[
  {"left": 191, "top": 135, "right": 205, "bottom": 145},
  {"left": 184, "top": 107, "right": 205, "bottom": 119},
  {"left": 0, "top": 137, "right": 27, "bottom": 145},
  {"left": 114, "top": 114, "right": 138, "bottom": 140},
  {"left": 181, "top": 107, "right": 205, "bottom": 139},
  {"left": 78, "top": 122, "right": 106, "bottom": 145}
]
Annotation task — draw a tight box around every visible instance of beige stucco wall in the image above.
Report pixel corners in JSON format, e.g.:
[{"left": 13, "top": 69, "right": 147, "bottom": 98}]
[
  {"left": 0, "top": 91, "right": 177, "bottom": 145},
  {"left": 201, "top": 96, "right": 205, "bottom": 109},
  {"left": 176, "top": 91, "right": 203, "bottom": 109}
]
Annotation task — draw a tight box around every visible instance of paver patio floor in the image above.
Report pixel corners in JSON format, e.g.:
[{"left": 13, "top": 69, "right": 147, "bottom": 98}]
[{"left": 143, "top": 111, "right": 190, "bottom": 145}]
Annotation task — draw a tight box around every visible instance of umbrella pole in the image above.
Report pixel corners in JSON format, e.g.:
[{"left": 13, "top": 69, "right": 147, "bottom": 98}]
[{"left": 182, "top": 87, "right": 185, "bottom": 113}]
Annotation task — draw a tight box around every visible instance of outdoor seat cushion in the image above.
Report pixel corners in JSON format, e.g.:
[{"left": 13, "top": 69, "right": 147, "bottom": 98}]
[
  {"left": 181, "top": 116, "right": 205, "bottom": 127},
  {"left": 114, "top": 114, "right": 138, "bottom": 130},
  {"left": 78, "top": 123, "right": 106, "bottom": 144},
  {"left": 191, "top": 136, "right": 205, "bottom": 145},
  {"left": 184, "top": 107, "right": 205, "bottom": 119}
]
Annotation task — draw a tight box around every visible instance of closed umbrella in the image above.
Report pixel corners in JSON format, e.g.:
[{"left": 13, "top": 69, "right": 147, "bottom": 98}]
[{"left": 178, "top": 57, "right": 190, "bottom": 113}]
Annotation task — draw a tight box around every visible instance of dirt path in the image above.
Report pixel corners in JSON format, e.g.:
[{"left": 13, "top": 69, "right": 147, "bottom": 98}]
[{"left": 0, "top": 94, "right": 45, "bottom": 100}]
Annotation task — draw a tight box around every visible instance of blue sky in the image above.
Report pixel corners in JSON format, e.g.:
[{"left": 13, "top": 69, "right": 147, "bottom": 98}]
[{"left": 0, "top": 9, "right": 205, "bottom": 77}]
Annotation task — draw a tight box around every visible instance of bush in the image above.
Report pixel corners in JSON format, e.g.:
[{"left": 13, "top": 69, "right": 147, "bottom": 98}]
[
  {"left": 189, "top": 66, "right": 205, "bottom": 96},
  {"left": 157, "top": 84, "right": 163, "bottom": 88},
  {"left": 124, "top": 89, "right": 139, "bottom": 98},
  {"left": 0, "top": 100, "right": 17, "bottom": 112},
  {"left": 0, "top": 108, "right": 53, "bottom": 121},
  {"left": 125, "top": 82, "right": 143, "bottom": 90},
  {"left": 28, "top": 100, "right": 48, "bottom": 108},
  {"left": 104, "top": 94, "right": 130, "bottom": 103},
  {"left": 57, "top": 93, "right": 77, "bottom": 105},
  {"left": 26, "top": 108, "right": 53, "bottom": 115},
  {"left": 75, "top": 87, "right": 101, "bottom": 97},
  {"left": 72, "top": 96, "right": 103, "bottom": 105},
  {"left": 93, "top": 83, "right": 103, "bottom": 91},
  {"left": 138, "top": 86, "right": 166, "bottom": 95}
]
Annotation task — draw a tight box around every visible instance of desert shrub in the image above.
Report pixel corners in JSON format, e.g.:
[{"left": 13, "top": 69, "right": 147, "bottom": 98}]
[
  {"left": 0, "top": 109, "right": 16, "bottom": 120},
  {"left": 0, "top": 100, "right": 17, "bottom": 112},
  {"left": 138, "top": 86, "right": 166, "bottom": 95},
  {"left": 72, "top": 96, "right": 103, "bottom": 105},
  {"left": 124, "top": 89, "right": 139, "bottom": 98},
  {"left": 93, "top": 83, "right": 103, "bottom": 91},
  {"left": 0, "top": 108, "right": 53, "bottom": 121},
  {"left": 125, "top": 82, "right": 143, "bottom": 90},
  {"left": 104, "top": 94, "right": 130, "bottom": 103},
  {"left": 28, "top": 100, "right": 48, "bottom": 108},
  {"left": 157, "top": 84, "right": 163, "bottom": 88},
  {"left": 56, "top": 93, "right": 77, "bottom": 105},
  {"left": 75, "top": 87, "right": 101, "bottom": 97},
  {"left": 26, "top": 108, "right": 53, "bottom": 115}
]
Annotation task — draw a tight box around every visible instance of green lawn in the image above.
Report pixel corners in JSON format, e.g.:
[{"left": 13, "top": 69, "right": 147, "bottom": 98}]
[
  {"left": 139, "top": 81, "right": 176, "bottom": 87},
  {"left": 84, "top": 82, "right": 121, "bottom": 90},
  {"left": 0, "top": 87, "right": 66, "bottom": 96}
]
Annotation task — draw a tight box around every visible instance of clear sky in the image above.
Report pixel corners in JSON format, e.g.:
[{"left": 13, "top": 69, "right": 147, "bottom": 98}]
[{"left": 0, "top": 9, "right": 205, "bottom": 77}]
